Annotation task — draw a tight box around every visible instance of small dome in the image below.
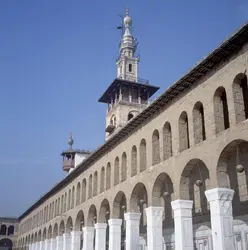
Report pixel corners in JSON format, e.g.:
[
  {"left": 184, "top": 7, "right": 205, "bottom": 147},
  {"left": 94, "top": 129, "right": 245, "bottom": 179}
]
[{"left": 124, "top": 9, "right": 132, "bottom": 28}]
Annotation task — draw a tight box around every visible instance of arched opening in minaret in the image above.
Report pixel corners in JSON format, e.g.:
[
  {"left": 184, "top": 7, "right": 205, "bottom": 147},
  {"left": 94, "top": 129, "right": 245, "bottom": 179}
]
[
  {"left": 129, "top": 64, "right": 132, "bottom": 72},
  {"left": 128, "top": 113, "right": 134, "bottom": 121}
]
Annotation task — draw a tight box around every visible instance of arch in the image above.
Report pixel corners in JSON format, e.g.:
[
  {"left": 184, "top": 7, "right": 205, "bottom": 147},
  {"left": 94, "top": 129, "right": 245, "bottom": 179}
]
[
  {"left": 55, "top": 200, "right": 58, "bottom": 217},
  {"left": 87, "top": 205, "right": 97, "bottom": 226},
  {"left": 106, "top": 162, "right": 111, "bottom": 190},
  {"left": 0, "top": 239, "right": 13, "bottom": 248},
  {"left": 131, "top": 146, "right": 138, "bottom": 177},
  {"left": 140, "top": 139, "right": 147, "bottom": 172},
  {"left": 110, "top": 114, "right": 116, "bottom": 126},
  {"left": 179, "top": 111, "right": 190, "bottom": 152},
  {"left": 233, "top": 73, "right": 248, "bottom": 123},
  {"left": 93, "top": 171, "right": 98, "bottom": 197},
  {"left": 53, "top": 223, "right": 58, "bottom": 238},
  {"left": 217, "top": 140, "right": 248, "bottom": 216},
  {"left": 75, "top": 210, "right": 85, "bottom": 231},
  {"left": 193, "top": 101, "right": 206, "bottom": 144},
  {"left": 129, "top": 63, "right": 132, "bottom": 72},
  {"left": 71, "top": 186, "right": 75, "bottom": 209},
  {"left": 180, "top": 159, "right": 210, "bottom": 222},
  {"left": 88, "top": 174, "right": 93, "bottom": 199},
  {"left": 213, "top": 86, "right": 230, "bottom": 134},
  {"left": 152, "top": 129, "right": 160, "bottom": 165},
  {"left": 112, "top": 191, "right": 127, "bottom": 219},
  {"left": 58, "top": 197, "right": 60, "bottom": 215},
  {"left": 163, "top": 122, "right": 172, "bottom": 160},
  {"left": 82, "top": 179, "right": 87, "bottom": 203},
  {"left": 0, "top": 224, "right": 7, "bottom": 235},
  {"left": 42, "top": 227, "right": 47, "bottom": 240},
  {"left": 68, "top": 189, "right": 72, "bottom": 210},
  {"left": 114, "top": 157, "right": 120, "bottom": 186},
  {"left": 61, "top": 195, "right": 64, "bottom": 214},
  {"left": 152, "top": 173, "right": 174, "bottom": 228},
  {"left": 76, "top": 182, "right": 81, "bottom": 206},
  {"left": 59, "top": 220, "right": 65, "bottom": 236},
  {"left": 121, "top": 152, "right": 127, "bottom": 182},
  {"left": 128, "top": 113, "right": 134, "bottom": 121},
  {"left": 66, "top": 217, "right": 73, "bottom": 233},
  {"left": 130, "top": 183, "right": 148, "bottom": 234},
  {"left": 100, "top": 167, "right": 105, "bottom": 193},
  {"left": 48, "top": 225, "right": 52, "bottom": 239},
  {"left": 7, "top": 225, "right": 14, "bottom": 236},
  {"left": 99, "top": 199, "right": 111, "bottom": 223},
  {"left": 64, "top": 193, "right": 67, "bottom": 212},
  {"left": 38, "top": 230, "right": 42, "bottom": 241}
]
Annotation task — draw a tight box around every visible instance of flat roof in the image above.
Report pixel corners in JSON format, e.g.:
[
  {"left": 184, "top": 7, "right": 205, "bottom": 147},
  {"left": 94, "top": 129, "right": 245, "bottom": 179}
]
[{"left": 19, "top": 21, "right": 248, "bottom": 220}]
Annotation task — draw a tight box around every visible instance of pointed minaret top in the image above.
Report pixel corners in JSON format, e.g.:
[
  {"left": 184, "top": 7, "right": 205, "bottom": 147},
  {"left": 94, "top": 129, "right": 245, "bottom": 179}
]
[{"left": 68, "top": 132, "right": 74, "bottom": 149}]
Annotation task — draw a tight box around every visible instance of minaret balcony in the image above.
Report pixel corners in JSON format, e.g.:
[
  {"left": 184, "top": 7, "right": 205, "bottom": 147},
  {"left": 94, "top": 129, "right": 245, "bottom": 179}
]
[{"left": 62, "top": 158, "right": 75, "bottom": 172}]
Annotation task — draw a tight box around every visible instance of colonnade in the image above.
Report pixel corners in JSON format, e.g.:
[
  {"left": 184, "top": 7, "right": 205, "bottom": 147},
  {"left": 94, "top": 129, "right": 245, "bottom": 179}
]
[{"left": 27, "top": 188, "right": 235, "bottom": 250}]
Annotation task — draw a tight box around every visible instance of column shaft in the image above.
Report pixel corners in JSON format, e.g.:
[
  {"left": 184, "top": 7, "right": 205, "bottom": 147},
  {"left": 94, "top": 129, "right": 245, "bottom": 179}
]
[
  {"left": 171, "top": 200, "right": 194, "bottom": 250},
  {"left": 124, "top": 212, "right": 141, "bottom": 250},
  {"left": 50, "top": 238, "right": 56, "bottom": 250},
  {"left": 63, "top": 233, "right": 71, "bottom": 250},
  {"left": 71, "top": 231, "right": 81, "bottom": 250},
  {"left": 145, "top": 206, "right": 164, "bottom": 250},
  {"left": 56, "top": 236, "right": 63, "bottom": 250},
  {"left": 108, "top": 219, "right": 122, "bottom": 250},
  {"left": 95, "top": 223, "right": 107, "bottom": 250},
  {"left": 82, "top": 227, "right": 95, "bottom": 250},
  {"left": 205, "top": 188, "right": 235, "bottom": 250}
]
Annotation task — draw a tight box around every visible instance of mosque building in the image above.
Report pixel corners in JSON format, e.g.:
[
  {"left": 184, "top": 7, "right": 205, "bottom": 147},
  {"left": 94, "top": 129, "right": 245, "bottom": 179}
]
[{"left": 4, "top": 9, "right": 248, "bottom": 250}]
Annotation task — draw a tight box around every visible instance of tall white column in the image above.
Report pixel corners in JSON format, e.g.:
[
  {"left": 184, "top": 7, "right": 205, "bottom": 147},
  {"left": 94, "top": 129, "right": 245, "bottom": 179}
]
[
  {"left": 63, "top": 233, "right": 71, "bottom": 250},
  {"left": 39, "top": 240, "right": 43, "bottom": 250},
  {"left": 82, "top": 227, "right": 94, "bottom": 250},
  {"left": 44, "top": 239, "right": 50, "bottom": 250},
  {"left": 108, "top": 219, "right": 122, "bottom": 250},
  {"left": 94, "top": 223, "right": 107, "bottom": 250},
  {"left": 124, "top": 213, "right": 141, "bottom": 250},
  {"left": 50, "top": 238, "right": 56, "bottom": 250},
  {"left": 56, "top": 236, "right": 63, "bottom": 250},
  {"left": 205, "top": 188, "right": 235, "bottom": 250},
  {"left": 71, "top": 231, "right": 81, "bottom": 250},
  {"left": 171, "top": 200, "right": 194, "bottom": 250},
  {"left": 34, "top": 242, "right": 39, "bottom": 250},
  {"left": 145, "top": 206, "right": 164, "bottom": 250}
]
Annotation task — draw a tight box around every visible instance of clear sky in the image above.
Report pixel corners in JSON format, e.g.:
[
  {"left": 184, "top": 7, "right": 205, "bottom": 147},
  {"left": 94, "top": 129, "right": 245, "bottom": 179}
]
[{"left": 0, "top": 0, "right": 247, "bottom": 217}]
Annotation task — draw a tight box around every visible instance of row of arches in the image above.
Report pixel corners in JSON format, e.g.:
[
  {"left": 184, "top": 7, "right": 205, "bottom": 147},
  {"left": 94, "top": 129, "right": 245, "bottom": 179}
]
[
  {"left": 20, "top": 72, "right": 248, "bottom": 235},
  {"left": 0, "top": 225, "right": 14, "bottom": 236}
]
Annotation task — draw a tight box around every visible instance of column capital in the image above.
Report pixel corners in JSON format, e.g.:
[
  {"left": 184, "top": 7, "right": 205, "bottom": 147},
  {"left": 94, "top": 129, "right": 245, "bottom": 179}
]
[
  {"left": 94, "top": 223, "right": 107, "bottom": 229},
  {"left": 82, "top": 226, "right": 95, "bottom": 232},
  {"left": 71, "top": 230, "right": 82, "bottom": 237},
  {"left": 145, "top": 206, "right": 163, "bottom": 215},
  {"left": 124, "top": 212, "right": 141, "bottom": 221},
  {"left": 108, "top": 218, "right": 122, "bottom": 226},
  {"left": 205, "top": 188, "right": 234, "bottom": 202},
  {"left": 171, "top": 199, "right": 193, "bottom": 210}
]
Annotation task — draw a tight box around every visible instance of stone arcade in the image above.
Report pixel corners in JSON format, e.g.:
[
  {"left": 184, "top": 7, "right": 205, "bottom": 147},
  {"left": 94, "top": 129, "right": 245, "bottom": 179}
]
[{"left": 16, "top": 10, "right": 248, "bottom": 250}]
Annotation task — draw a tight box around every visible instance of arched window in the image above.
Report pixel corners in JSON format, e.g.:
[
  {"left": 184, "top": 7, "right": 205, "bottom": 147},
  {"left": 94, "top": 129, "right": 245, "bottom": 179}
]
[
  {"left": 131, "top": 146, "right": 137, "bottom": 177},
  {"left": 61, "top": 195, "right": 64, "bottom": 214},
  {"left": 179, "top": 111, "right": 190, "bottom": 152},
  {"left": 100, "top": 167, "right": 105, "bottom": 193},
  {"left": 93, "top": 171, "right": 98, "bottom": 197},
  {"left": 71, "top": 187, "right": 75, "bottom": 209},
  {"left": 106, "top": 163, "right": 111, "bottom": 190},
  {"left": 129, "top": 64, "right": 132, "bottom": 72},
  {"left": 64, "top": 193, "right": 67, "bottom": 213},
  {"left": 152, "top": 129, "right": 160, "bottom": 165},
  {"left": 82, "top": 179, "right": 87, "bottom": 203},
  {"left": 110, "top": 115, "right": 116, "bottom": 126},
  {"left": 0, "top": 225, "right": 7, "bottom": 235},
  {"left": 140, "top": 139, "right": 147, "bottom": 172},
  {"left": 193, "top": 102, "right": 206, "bottom": 144},
  {"left": 57, "top": 198, "right": 60, "bottom": 215},
  {"left": 163, "top": 122, "right": 172, "bottom": 160},
  {"left": 55, "top": 200, "right": 57, "bottom": 217},
  {"left": 121, "top": 152, "right": 127, "bottom": 182},
  {"left": 128, "top": 113, "right": 134, "bottom": 121},
  {"left": 214, "top": 87, "right": 230, "bottom": 134},
  {"left": 88, "top": 175, "right": 93, "bottom": 199},
  {"left": 7, "top": 225, "right": 14, "bottom": 236},
  {"left": 76, "top": 182, "right": 81, "bottom": 206},
  {"left": 68, "top": 190, "right": 71, "bottom": 210},
  {"left": 233, "top": 73, "right": 248, "bottom": 123},
  {"left": 114, "top": 157, "right": 120, "bottom": 186}
]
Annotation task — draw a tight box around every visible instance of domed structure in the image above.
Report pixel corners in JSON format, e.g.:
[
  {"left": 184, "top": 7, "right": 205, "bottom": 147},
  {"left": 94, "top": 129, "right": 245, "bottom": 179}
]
[{"left": 124, "top": 9, "right": 132, "bottom": 28}]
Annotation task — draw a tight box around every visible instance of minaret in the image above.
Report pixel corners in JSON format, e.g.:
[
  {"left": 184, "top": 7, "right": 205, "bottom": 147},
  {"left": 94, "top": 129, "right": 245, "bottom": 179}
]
[
  {"left": 61, "top": 133, "right": 91, "bottom": 174},
  {"left": 98, "top": 9, "right": 159, "bottom": 140}
]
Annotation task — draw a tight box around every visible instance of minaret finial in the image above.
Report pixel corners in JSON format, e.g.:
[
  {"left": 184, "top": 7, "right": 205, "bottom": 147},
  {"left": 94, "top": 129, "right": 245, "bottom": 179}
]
[
  {"left": 126, "top": 8, "right": 129, "bottom": 16},
  {"left": 68, "top": 132, "right": 74, "bottom": 149}
]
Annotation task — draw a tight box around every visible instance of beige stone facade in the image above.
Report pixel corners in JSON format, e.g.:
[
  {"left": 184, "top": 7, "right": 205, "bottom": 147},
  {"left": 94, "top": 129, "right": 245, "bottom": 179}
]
[{"left": 16, "top": 22, "right": 248, "bottom": 249}]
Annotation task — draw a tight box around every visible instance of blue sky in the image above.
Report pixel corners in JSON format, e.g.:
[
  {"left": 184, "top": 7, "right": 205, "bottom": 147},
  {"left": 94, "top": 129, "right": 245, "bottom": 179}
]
[{"left": 0, "top": 0, "right": 247, "bottom": 217}]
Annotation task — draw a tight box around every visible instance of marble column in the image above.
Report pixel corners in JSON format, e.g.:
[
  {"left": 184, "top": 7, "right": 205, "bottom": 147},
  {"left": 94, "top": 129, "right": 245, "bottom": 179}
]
[
  {"left": 50, "top": 238, "right": 56, "bottom": 250},
  {"left": 82, "top": 227, "right": 94, "bottom": 250},
  {"left": 35, "top": 242, "right": 39, "bottom": 250},
  {"left": 39, "top": 240, "right": 43, "bottom": 250},
  {"left": 44, "top": 239, "right": 50, "bottom": 250},
  {"left": 205, "top": 188, "right": 235, "bottom": 250},
  {"left": 171, "top": 200, "right": 194, "bottom": 250},
  {"left": 145, "top": 206, "right": 164, "bottom": 250},
  {"left": 124, "top": 213, "right": 141, "bottom": 250},
  {"left": 56, "top": 236, "right": 63, "bottom": 250},
  {"left": 63, "top": 233, "right": 71, "bottom": 250},
  {"left": 108, "top": 219, "right": 122, "bottom": 250},
  {"left": 71, "top": 231, "right": 82, "bottom": 250},
  {"left": 94, "top": 223, "right": 107, "bottom": 250}
]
